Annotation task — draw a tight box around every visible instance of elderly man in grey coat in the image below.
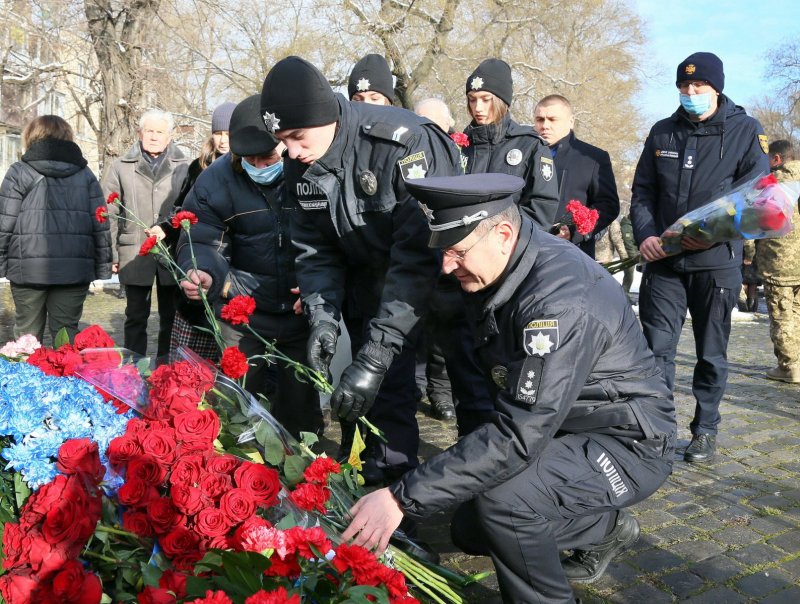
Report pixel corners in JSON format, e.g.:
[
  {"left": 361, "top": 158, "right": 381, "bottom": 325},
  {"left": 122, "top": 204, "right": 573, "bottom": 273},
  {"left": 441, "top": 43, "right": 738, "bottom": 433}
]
[{"left": 102, "top": 109, "right": 190, "bottom": 357}]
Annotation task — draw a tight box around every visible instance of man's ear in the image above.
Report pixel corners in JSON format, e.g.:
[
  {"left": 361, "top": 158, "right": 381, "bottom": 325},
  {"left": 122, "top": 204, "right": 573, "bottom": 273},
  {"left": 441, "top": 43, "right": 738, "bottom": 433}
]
[{"left": 496, "top": 221, "right": 516, "bottom": 254}]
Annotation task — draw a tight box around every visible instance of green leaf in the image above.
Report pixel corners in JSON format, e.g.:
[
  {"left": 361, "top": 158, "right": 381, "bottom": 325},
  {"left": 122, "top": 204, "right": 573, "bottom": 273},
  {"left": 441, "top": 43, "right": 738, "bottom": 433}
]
[
  {"left": 299, "top": 431, "right": 319, "bottom": 449},
  {"left": 259, "top": 424, "right": 285, "bottom": 466},
  {"left": 345, "top": 585, "right": 390, "bottom": 603},
  {"left": 283, "top": 454, "right": 310, "bottom": 486},
  {"left": 54, "top": 327, "right": 70, "bottom": 348},
  {"left": 140, "top": 561, "right": 162, "bottom": 587},
  {"left": 185, "top": 575, "right": 215, "bottom": 598}
]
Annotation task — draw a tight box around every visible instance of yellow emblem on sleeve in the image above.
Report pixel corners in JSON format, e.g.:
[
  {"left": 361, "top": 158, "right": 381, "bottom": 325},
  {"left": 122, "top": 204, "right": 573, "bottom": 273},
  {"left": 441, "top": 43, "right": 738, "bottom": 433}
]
[{"left": 758, "top": 134, "right": 769, "bottom": 154}]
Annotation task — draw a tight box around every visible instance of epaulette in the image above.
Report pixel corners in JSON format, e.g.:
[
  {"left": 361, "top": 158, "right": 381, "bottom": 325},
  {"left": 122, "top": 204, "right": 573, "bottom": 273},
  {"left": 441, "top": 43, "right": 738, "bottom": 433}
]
[{"left": 362, "top": 122, "right": 413, "bottom": 146}]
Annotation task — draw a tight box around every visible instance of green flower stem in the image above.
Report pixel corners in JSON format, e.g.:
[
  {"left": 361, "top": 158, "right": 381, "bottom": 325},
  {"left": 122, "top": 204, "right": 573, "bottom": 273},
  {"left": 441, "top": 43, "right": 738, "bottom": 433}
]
[
  {"left": 185, "top": 232, "right": 226, "bottom": 354},
  {"left": 95, "top": 524, "right": 139, "bottom": 540},
  {"left": 81, "top": 550, "right": 122, "bottom": 565},
  {"left": 392, "top": 549, "right": 464, "bottom": 596},
  {"left": 392, "top": 555, "right": 455, "bottom": 604}
]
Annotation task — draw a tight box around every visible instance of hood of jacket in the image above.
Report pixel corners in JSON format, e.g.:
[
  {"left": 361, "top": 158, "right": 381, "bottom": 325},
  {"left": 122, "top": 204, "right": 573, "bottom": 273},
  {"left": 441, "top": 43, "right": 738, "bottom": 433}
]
[{"left": 21, "top": 138, "right": 87, "bottom": 178}]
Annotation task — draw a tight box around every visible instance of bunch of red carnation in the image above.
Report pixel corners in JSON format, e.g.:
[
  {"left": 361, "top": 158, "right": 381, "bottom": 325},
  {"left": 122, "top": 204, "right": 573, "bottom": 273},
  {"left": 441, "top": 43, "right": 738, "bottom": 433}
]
[
  {"left": 0, "top": 440, "right": 105, "bottom": 604},
  {"left": 565, "top": 200, "right": 600, "bottom": 237},
  {"left": 27, "top": 324, "right": 118, "bottom": 378},
  {"left": 287, "top": 456, "right": 340, "bottom": 515},
  {"left": 108, "top": 404, "right": 283, "bottom": 572},
  {"left": 333, "top": 543, "right": 419, "bottom": 604}
]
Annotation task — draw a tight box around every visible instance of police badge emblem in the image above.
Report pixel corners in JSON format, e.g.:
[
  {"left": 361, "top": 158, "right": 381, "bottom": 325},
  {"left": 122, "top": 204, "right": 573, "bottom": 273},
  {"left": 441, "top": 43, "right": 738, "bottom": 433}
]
[
  {"left": 758, "top": 134, "right": 769, "bottom": 154},
  {"left": 523, "top": 320, "right": 559, "bottom": 356},
  {"left": 357, "top": 77, "right": 371, "bottom": 92},
  {"left": 398, "top": 151, "right": 429, "bottom": 180},
  {"left": 262, "top": 111, "right": 280, "bottom": 133},
  {"left": 506, "top": 149, "right": 522, "bottom": 166},
  {"left": 359, "top": 170, "right": 378, "bottom": 196},
  {"left": 470, "top": 76, "right": 484, "bottom": 90},
  {"left": 491, "top": 365, "right": 508, "bottom": 389},
  {"left": 540, "top": 157, "right": 554, "bottom": 182},
  {"left": 685, "top": 64, "right": 696, "bottom": 75},
  {"left": 418, "top": 202, "right": 434, "bottom": 222}
]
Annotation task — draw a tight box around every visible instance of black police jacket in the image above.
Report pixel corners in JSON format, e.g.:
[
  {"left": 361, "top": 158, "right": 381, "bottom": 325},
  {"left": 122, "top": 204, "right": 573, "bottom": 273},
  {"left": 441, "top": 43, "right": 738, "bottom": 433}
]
[
  {"left": 176, "top": 155, "right": 298, "bottom": 314},
  {"left": 463, "top": 114, "right": 560, "bottom": 229},
  {"left": 284, "top": 96, "right": 461, "bottom": 353},
  {"left": 631, "top": 95, "right": 770, "bottom": 272},
  {"left": 551, "top": 131, "right": 620, "bottom": 258},
  {"left": 390, "top": 217, "right": 676, "bottom": 518}
]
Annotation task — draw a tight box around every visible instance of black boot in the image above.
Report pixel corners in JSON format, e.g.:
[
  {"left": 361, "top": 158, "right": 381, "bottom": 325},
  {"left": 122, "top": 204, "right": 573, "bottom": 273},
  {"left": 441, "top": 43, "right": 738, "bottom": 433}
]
[
  {"left": 430, "top": 398, "right": 456, "bottom": 421},
  {"left": 562, "top": 510, "right": 640, "bottom": 584},
  {"left": 684, "top": 434, "right": 716, "bottom": 463}
]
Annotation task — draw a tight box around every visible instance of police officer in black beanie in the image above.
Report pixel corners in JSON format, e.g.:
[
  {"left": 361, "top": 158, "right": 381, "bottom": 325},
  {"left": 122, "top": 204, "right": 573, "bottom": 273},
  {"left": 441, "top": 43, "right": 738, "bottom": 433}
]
[
  {"left": 348, "top": 54, "right": 394, "bottom": 106},
  {"left": 260, "top": 56, "right": 460, "bottom": 485},
  {"left": 463, "top": 58, "right": 560, "bottom": 229}
]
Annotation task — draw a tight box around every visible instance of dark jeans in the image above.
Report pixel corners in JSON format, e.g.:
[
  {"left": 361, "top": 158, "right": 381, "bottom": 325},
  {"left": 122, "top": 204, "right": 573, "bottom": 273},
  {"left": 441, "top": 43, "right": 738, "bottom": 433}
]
[
  {"left": 451, "top": 432, "right": 673, "bottom": 603},
  {"left": 123, "top": 280, "right": 177, "bottom": 357},
  {"left": 221, "top": 312, "right": 322, "bottom": 440},
  {"left": 638, "top": 264, "right": 739, "bottom": 435},
  {"left": 10, "top": 283, "right": 89, "bottom": 343}
]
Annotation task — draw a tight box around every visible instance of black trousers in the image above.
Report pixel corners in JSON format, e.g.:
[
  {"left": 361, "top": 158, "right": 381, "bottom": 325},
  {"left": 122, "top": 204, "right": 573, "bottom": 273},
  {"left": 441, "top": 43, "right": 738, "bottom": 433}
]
[
  {"left": 123, "top": 280, "right": 177, "bottom": 358},
  {"left": 638, "top": 264, "right": 739, "bottom": 435},
  {"left": 451, "top": 431, "right": 674, "bottom": 603},
  {"left": 221, "top": 312, "right": 323, "bottom": 440}
]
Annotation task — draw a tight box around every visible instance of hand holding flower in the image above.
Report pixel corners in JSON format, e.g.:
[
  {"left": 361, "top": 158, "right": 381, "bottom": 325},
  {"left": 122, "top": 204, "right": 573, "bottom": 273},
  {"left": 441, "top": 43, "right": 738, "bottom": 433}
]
[
  {"left": 145, "top": 225, "right": 166, "bottom": 241},
  {"left": 639, "top": 236, "right": 668, "bottom": 262},
  {"left": 182, "top": 269, "right": 213, "bottom": 301},
  {"left": 342, "top": 487, "right": 405, "bottom": 554},
  {"left": 680, "top": 235, "right": 714, "bottom": 251}
]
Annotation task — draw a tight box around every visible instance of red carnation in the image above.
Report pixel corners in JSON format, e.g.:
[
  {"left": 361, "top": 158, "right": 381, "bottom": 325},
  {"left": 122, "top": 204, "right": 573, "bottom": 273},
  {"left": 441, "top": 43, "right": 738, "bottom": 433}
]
[
  {"left": 95, "top": 206, "right": 108, "bottom": 223},
  {"left": 565, "top": 200, "right": 600, "bottom": 236},
  {"left": 186, "top": 590, "right": 233, "bottom": 604},
  {"left": 137, "top": 585, "right": 176, "bottom": 604},
  {"left": 288, "top": 482, "right": 329, "bottom": 514},
  {"left": 450, "top": 132, "right": 470, "bottom": 148},
  {"left": 139, "top": 235, "right": 159, "bottom": 256},
  {"left": 303, "top": 456, "right": 341, "bottom": 485},
  {"left": 245, "top": 588, "right": 301, "bottom": 604},
  {"left": 74, "top": 324, "right": 116, "bottom": 350},
  {"left": 171, "top": 210, "right": 199, "bottom": 230},
  {"left": 220, "top": 295, "right": 256, "bottom": 325},
  {"left": 106, "top": 191, "right": 120, "bottom": 204},
  {"left": 158, "top": 570, "right": 188, "bottom": 599},
  {"left": 220, "top": 346, "right": 249, "bottom": 379},
  {"left": 755, "top": 173, "right": 778, "bottom": 190},
  {"left": 284, "top": 525, "right": 332, "bottom": 559},
  {"left": 27, "top": 344, "right": 82, "bottom": 377}
]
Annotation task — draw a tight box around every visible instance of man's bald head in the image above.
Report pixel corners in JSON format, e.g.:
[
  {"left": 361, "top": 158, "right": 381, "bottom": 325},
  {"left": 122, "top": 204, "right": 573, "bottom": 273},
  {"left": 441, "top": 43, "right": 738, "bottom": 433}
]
[{"left": 415, "top": 98, "right": 455, "bottom": 133}]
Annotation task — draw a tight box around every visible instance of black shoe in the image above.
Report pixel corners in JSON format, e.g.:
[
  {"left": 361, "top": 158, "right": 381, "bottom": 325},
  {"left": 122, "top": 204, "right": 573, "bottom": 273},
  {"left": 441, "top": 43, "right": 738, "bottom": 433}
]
[
  {"left": 684, "top": 434, "right": 716, "bottom": 463},
  {"left": 430, "top": 399, "right": 456, "bottom": 421},
  {"left": 562, "top": 510, "right": 640, "bottom": 584}
]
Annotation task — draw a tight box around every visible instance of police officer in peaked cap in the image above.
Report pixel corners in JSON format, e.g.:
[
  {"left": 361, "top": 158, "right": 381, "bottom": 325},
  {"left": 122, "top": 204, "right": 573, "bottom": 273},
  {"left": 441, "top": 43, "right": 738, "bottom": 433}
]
[
  {"left": 260, "top": 56, "right": 461, "bottom": 485},
  {"left": 343, "top": 173, "right": 677, "bottom": 603}
]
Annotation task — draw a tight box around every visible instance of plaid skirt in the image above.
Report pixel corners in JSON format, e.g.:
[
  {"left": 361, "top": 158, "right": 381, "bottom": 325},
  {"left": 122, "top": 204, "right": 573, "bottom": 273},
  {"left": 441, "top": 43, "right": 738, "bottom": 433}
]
[{"left": 170, "top": 310, "right": 221, "bottom": 361}]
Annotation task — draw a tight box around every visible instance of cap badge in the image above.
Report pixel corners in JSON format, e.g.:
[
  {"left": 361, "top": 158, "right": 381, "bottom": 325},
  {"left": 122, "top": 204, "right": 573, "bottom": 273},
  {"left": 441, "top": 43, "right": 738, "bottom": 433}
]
[
  {"left": 357, "top": 77, "right": 371, "bottom": 92},
  {"left": 359, "top": 170, "right": 378, "bottom": 196},
  {"left": 685, "top": 64, "right": 696, "bottom": 75},
  {"left": 470, "top": 76, "right": 484, "bottom": 90},
  {"left": 418, "top": 202, "right": 434, "bottom": 222},
  {"left": 506, "top": 148, "right": 522, "bottom": 166},
  {"left": 262, "top": 111, "right": 280, "bottom": 133}
]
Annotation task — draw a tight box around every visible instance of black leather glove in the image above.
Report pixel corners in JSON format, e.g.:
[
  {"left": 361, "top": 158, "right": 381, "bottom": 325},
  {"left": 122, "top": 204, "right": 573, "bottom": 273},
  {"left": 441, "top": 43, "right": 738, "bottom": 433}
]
[
  {"left": 331, "top": 342, "right": 393, "bottom": 423},
  {"left": 307, "top": 321, "right": 339, "bottom": 382}
]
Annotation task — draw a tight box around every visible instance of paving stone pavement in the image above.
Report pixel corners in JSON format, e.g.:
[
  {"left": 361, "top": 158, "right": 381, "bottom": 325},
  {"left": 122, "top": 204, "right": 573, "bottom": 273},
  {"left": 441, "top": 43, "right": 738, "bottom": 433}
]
[{"left": 2, "top": 285, "right": 800, "bottom": 603}]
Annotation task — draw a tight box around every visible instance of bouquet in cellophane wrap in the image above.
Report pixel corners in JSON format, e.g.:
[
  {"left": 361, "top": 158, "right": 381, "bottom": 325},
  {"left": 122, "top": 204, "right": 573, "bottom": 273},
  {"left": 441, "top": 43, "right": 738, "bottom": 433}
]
[{"left": 603, "top": 172, "right": 800, "bottom": 274}]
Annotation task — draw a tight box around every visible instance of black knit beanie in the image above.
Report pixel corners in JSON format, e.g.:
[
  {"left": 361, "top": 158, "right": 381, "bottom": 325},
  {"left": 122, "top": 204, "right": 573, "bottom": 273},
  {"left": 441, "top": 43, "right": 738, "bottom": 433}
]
[
  {"left": 465, "top": 58, "right": 513, "bottom": 106},
  {"left": 229, "top": 95, "right": 278, "bottom": 157},
  {"left": 348, "top": 54, "right": 395, "bottom": 103},
  {"left": 211, "top": 102, "right": 236, "bottom": 132},
  {"left": 676, "top": 52, "right": 725, "bottom": 93},
  {"left": 260, "top": 56, "right": 339, "bottom": 132}
]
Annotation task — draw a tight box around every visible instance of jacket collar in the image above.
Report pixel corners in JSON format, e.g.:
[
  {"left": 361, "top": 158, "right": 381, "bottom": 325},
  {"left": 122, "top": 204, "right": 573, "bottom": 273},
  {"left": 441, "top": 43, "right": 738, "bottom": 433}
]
[
  {"left": 550, "top": 130, "right": 575, "bottom": 154},
  {"left": 22, "top": 139, "right": 87, "bottom": 168},
  {"left": 306, "top": 94, "right": 349, "bottom": 177},
  {"left": 466, "top": 113, "right": 511, "bottom": 145},
  {"left": 120, "top": 141, "right": 186, "bottom": 163}
]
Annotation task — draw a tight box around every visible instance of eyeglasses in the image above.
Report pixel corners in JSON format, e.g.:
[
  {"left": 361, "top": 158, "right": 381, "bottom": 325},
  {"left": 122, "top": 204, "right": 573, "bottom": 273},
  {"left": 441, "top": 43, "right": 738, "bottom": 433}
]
[
  {"left": 678, "top": 80, "right": 711, "bottom": 92},
  {"left": 443, "top": 228, "right": 493, "bottom": 261}
]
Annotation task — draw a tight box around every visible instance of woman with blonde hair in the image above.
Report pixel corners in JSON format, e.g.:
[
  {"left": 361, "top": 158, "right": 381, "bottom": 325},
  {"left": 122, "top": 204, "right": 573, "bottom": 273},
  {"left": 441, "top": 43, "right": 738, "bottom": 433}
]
[{"left": 0, "top": 115, "right": 111, "bottom": 342}]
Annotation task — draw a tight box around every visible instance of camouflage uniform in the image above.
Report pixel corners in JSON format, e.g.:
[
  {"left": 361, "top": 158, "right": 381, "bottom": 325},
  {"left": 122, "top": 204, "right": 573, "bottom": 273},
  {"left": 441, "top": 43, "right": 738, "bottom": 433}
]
[
  {"left": 620, "top": 213, "right": 637, "bottom": 293},
  {"left": 594, "top": 219, "right": 628, "bottom": 263},
  {"left": 756, "top": 160, "right": 800, "bottom": 371}
]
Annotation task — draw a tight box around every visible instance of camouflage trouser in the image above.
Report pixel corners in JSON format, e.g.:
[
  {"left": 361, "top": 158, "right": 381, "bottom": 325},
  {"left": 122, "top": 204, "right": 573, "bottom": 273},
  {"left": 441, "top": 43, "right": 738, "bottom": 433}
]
[{"left": 764, "top": 283, "right": 800, "bottom": 369}]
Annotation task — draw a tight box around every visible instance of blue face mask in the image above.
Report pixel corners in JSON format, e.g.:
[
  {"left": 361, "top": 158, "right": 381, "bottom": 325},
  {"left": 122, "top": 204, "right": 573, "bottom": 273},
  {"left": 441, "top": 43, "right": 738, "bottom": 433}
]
[
  {"left": 241, "top": 157, "right": 283, "bottom": 185},
  {"left": 680, "top": 92, "right": 712, "bottom": 116}
]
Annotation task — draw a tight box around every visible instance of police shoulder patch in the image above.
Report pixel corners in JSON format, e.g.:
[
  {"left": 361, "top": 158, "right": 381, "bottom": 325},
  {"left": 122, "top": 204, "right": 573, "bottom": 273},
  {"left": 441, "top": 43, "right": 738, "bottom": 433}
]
[
  {"left": 398, "top": 151, "right": 429, "bottom": 180},
  {"left": 515, "top": 356, "right": 544, "bottom": 405},
  {"left": 523, "top": 319, "right": 559, "bottom": 356},
  {"left": 364, "top": 122, "right": 412, "bottom": 145},
  {"left": 758, "top": 134, "right": 769, "bottom": 154},
  {"left": 540, "top": 156, "right": 554, "bottom": 181}
]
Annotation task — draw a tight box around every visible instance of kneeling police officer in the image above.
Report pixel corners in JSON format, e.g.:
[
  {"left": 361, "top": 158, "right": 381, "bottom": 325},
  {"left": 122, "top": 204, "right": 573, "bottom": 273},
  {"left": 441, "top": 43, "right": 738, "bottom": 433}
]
[{"left": 343, "top": 173, "right": 677, "bottom": 603}]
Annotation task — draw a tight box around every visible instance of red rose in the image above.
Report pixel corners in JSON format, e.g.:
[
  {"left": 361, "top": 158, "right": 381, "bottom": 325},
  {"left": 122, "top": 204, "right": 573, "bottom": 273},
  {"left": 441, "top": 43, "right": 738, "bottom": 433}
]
[
  {"left": 141, "top": 430, "right": 178, "bottom": 465},
  {"left": 302, "top": 456, "right": 341, "bottom": 485},
  {"left": 169, "top": 454, "right": 205, "bottom": 487},
  {"left": 170, "top": 484, "right": 208, "bottom": 516},
  {"left": 42, "top": 496, "right": 83, "bottom": 545},
  {"left": 106, "top": 435, "right": 143, "bottom": 469},
  {"left": 449, "top": 132, "right": 470, "bottom": 148},
  {"left": 205, "top": 454, "right": 240, "bottom": 474},
  {"left": 219, "top": 488, "right": 257, "bottom": 524},
  {"left": 147, "top": 497, "right": 185, "bottom": 535},
  {"left": 234, "top": 462, "right": 281, "bottom": 507},
  {"left": 122, "top": 510, "right": 154, "bottom": 537},
  {"left": 245, "top": 588, "right": 301, "bottom": 604},
  {"left": 158, "top": 569, "right": 188, "bottom": 599},
  {"left": 52, "top": 560, "right": 102, "bottom": 604},
  {"left": 139, "top": 235, "right": 159, "bottom": 256},
  {"left": 220, "top": 346, "right": 249, "bottom": 379},
  {"left": 194, "top": 507, "right": 233, "bottom": 538},
  {"left": 95, "top": 206, "right": 108, "bottom": 223},
  {"left": 199, "top": 472, "right": 232, "bottom": 500},
  {"left": 27, "top": 532, "right": 70, "bottom": 578},
  {"left": 2, "top": 523, "right": 30, "bottom": 570},
  {"left": 74, "top": 324, "right": 116, "bottom": 350},
  {"left": 0, "top": 573, "right": 40, "bottom": 604},
  {"left": 220, "top": 295, "right": 256, "bottom": 325},
  {"left": 119, "top": 477, "right": 158, "bottom": 507},
  {"left": 284, "top": 526, "right": 332, "bottom": 559},
  {"left": 22, "top": 474, "right": 69, "bottom": 525},
  {"left": 186, "top": 591, "right": 233, "bottom": 604},
  {"left": 57, "top": 439, "right": 104, "bottom": 484},
  {"left": 160, "top": 526, "right": 201, "bottom": 558},
  {"left": 288, "top": 482, "right": 329, "bottom": 514},
  {"left": 758, "top": 204, "right": 787, "bottom": 232},
  {"left": 128, "top": 454, "right": 168, "bottom": 485},
  {"left": 173, "top": 409, "right": 220, "bottom": 446},
  {"left": 138, "top": 586, "right": 177, "bottom": 604},
  {"left": 106, "top": 191, "right": 120, "bottom": 204},
  {"left": 171, "top": 210, "right": 199, "bottom": 229}
]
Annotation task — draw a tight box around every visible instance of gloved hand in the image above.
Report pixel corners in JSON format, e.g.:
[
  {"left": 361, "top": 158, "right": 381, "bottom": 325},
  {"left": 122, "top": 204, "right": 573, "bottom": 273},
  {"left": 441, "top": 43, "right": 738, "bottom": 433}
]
[
  {"left": 331, "top": 343, "right": 393, "bottom": 423},
  {"left": 307, "top": 321, "right": 339, "bottom": 382}
]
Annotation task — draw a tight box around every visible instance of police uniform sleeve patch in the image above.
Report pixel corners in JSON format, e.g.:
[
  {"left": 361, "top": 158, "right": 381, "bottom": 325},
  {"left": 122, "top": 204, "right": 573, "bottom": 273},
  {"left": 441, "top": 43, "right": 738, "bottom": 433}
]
[
  {"left": 523, "top": 320, "right": 559, "bottom": 356},
  {"left": 758, "top": 134, "right": 769, "bottom": 154},
  {"left": 514, "top": 356, "right": 544, "bottom": 405},
  {"left": 399, "top": 151, "right": 429, "bottom": 181},
  {"left": 540, "top": 156, "right": 554, "bottom": 181}
]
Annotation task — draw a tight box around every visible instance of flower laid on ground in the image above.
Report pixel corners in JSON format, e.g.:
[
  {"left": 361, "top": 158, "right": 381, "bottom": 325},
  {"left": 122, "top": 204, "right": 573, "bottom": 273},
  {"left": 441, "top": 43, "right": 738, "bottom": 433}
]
[
  {"left": 0, "top": 334, "right": 41, "bottom": 360},
  {"left": 450, "top": 132, "right": 470, "bottom": 148}
]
